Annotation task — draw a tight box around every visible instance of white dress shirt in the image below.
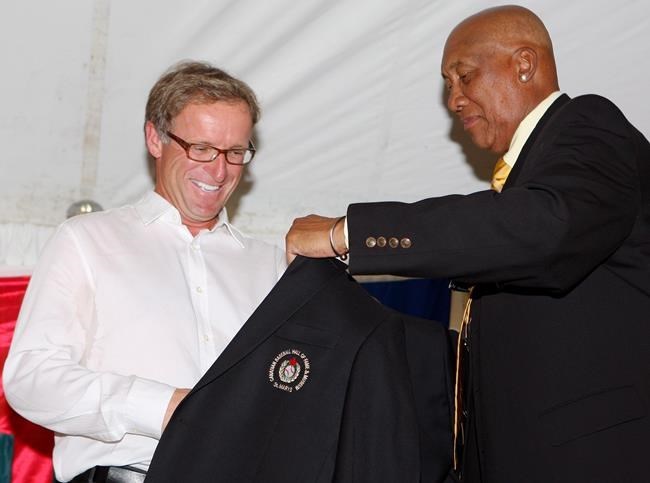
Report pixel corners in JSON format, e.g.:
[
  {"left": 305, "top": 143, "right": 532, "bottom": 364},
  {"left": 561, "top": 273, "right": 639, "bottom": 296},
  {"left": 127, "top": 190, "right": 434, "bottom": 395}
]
[{"left": 2, "top": 191, "right": 286, "bottom": 481}]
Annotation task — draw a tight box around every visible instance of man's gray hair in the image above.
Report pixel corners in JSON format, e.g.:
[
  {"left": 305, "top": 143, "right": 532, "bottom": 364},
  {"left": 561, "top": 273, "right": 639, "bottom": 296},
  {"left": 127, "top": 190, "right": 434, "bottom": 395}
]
[{"left": 145, "top": 60, "right": 260, "bottom": 141}]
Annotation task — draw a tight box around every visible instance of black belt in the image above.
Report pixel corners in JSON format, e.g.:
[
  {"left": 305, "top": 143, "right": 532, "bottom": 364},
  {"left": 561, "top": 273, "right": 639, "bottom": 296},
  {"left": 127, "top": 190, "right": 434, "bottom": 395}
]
[{"left": 70, "top": 466, "right": 147, "bottom": 483}]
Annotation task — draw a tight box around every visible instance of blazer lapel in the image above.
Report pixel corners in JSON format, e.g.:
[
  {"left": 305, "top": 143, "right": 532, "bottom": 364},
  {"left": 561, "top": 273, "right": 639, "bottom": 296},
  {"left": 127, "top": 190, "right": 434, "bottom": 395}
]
[
  {"left": 504, "top": 94, "right": 571, "bottom": 189},
  {"left": 192, "top": 256, "right": 348, "bottom": 392}
]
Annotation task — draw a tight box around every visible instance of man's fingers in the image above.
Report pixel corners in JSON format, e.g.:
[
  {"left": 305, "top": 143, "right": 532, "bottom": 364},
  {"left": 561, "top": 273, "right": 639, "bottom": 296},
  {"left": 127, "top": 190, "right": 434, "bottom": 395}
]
[{"left": 286, "top": 250, "right": 297, "bottom": 264}]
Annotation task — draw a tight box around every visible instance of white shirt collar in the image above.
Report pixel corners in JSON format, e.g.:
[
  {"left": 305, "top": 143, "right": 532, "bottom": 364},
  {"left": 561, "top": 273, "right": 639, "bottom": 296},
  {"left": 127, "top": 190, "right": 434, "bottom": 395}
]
[
  {"left": 503, "top": 91, "right": 562, "bottom": 167},
  {"left": 134, "top": 191, "right": 245, "bottom": 247}
]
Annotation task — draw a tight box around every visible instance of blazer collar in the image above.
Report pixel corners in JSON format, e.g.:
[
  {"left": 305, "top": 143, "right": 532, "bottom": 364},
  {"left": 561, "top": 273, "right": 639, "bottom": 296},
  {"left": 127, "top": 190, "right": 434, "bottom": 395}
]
[
  {"left": 192, "top": 256, "right": 348, "bottom": 392},
  {"left": 504, "top": 94, "right": 571, "bottom": 189}
]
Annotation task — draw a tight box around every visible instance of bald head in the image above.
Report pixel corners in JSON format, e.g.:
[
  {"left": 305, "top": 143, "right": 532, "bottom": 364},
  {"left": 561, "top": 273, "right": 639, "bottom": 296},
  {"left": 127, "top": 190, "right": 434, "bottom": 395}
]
[
  {"left": 441, "top": 5, "right": 559, "bottom": 154},
  {"left": 452, "top": 6, "right": 552, "bottom": 50},
  {"left": 448, "top": 5, "right": 558, "bottom": 92}
]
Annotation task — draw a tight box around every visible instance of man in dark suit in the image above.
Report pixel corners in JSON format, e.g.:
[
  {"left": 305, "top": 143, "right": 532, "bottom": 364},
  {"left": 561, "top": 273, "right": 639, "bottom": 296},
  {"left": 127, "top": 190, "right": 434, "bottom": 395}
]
[
  {"left": 146, "top": 257, "right": 453, "bottom": 482},
  {"left": 286, "top": 5, "right": 650, "bottom": 482}
]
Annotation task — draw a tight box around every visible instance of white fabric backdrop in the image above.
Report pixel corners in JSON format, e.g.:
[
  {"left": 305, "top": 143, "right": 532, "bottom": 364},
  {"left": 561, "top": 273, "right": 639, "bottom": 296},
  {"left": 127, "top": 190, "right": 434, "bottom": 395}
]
[{"left": 1, "top": 0, "right": 648, "bottom": 270}]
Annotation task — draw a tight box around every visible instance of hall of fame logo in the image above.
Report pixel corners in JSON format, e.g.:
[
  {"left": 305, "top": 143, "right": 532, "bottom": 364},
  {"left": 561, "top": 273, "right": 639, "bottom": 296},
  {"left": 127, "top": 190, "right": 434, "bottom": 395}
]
[{"left": 268, "top": 349, "right": 310, "bottom": 393}]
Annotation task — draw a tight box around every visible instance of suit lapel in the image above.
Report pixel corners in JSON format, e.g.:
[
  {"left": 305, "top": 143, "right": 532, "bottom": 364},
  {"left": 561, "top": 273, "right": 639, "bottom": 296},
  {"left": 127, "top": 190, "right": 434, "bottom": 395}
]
[
  {"left": 192, "top": 256, "right": 347, "bottom": 392},
  {"left": 504, "top": 94, "right": 571, "bottom": 189}
]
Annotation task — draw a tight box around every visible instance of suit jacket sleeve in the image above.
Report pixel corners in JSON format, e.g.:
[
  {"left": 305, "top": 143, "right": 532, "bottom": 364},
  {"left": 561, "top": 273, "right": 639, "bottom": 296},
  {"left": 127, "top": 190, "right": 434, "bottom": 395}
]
[{"left": 347, "top": 96, "right": 641, "bottom": 293}]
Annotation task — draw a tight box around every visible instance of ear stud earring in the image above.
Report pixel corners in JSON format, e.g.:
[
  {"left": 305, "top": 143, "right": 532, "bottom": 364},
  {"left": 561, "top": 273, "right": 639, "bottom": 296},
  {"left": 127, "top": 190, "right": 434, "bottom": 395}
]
[{"left": 520, "top": 74, "right": 528, "bottom": 82}]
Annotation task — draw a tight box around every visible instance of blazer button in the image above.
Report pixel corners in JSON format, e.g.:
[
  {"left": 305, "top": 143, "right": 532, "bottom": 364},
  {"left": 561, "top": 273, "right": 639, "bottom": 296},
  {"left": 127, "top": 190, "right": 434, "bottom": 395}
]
[
  {"left": 377, "top": 236, "right": 387, "bottom": 247},
  {"left": 388, "top": 237, "right": 399, "bottom": 248},
  {"left": 400, "top": 237, "right": 412, "bottom": 248},
  {"left": 366, "top": 237, "right": 377, "bottom": 248}
]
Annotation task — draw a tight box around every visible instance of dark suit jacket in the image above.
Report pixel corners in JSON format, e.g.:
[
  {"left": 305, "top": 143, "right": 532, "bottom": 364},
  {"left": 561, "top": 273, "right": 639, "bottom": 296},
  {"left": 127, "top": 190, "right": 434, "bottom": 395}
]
[
  {"left": 146, "top": 257, "right": 453, "bottom": 483},
  {"left": 346, "top": 95, "right": 650, "bottom": 482}
]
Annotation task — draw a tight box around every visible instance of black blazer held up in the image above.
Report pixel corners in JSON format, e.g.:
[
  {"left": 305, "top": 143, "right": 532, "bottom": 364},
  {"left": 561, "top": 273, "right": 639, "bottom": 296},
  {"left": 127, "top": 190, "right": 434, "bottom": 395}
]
[
  {"left": 346, "top": 94, "right": 650, "bottom": 483},
  {"left": 146, "top": 257, "right": 453, "bottom": 483}
]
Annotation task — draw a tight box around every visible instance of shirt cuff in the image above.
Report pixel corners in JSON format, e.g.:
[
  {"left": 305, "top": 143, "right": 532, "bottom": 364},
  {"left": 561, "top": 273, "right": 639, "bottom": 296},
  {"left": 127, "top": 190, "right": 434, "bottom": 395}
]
[
  {"left": 125, "top": 378, "right": 177, "bottom": 439},
  {"left": 343, "top": 217, "right": 349, "bottom": 250}
]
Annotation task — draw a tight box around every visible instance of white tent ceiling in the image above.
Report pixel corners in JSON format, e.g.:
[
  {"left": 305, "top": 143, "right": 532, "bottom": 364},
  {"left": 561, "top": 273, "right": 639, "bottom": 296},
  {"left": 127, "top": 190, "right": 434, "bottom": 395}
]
[{"left": 1, "top": 0, "right": 649, "bottom": 271}]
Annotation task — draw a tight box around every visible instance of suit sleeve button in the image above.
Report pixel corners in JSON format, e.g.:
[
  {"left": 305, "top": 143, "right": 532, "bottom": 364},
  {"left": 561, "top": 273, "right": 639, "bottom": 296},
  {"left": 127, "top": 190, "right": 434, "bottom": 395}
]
[
  {"left": 365, "top": 237, "right": 377, "bottom": 248},
  {"left": 400, "top": 237, "right": 412, "bottom": 248},
  {"left": 388, "top": 237, "right": 399, "bottom": 248},
  {"left": 376, "top": 236, "right": 387, "bottom": 247}
]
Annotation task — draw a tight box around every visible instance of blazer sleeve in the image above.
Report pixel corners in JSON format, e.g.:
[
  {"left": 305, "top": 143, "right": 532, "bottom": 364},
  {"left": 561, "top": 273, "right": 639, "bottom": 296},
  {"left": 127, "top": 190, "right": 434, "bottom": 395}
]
[{"left": 347, "top": 96, "right": 641, "bottom": 293}]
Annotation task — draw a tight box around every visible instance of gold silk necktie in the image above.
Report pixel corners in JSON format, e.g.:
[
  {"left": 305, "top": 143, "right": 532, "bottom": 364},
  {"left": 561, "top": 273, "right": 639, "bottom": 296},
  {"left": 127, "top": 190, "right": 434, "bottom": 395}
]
[
  {"left": 453, "top": 157, "right": 511, "bottom": 470},
  {"left": 490, "top": 157, "right": 511, "bottom": 193}
]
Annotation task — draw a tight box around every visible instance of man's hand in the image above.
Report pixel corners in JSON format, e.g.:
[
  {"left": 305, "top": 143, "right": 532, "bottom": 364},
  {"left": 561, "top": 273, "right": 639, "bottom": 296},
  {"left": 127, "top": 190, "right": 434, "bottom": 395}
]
[
  {"left": 285, "top": 214, "right": 347, "bottom": 264},
  {"left": 162, "top": 388, "right": 190, "bottom": 432}
]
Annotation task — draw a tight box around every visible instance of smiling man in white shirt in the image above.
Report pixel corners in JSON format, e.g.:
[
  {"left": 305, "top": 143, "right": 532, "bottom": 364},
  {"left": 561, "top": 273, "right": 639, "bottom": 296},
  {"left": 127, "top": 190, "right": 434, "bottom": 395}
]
[{"left": 3, "top": 61, "right": 286, "bottom": 483}]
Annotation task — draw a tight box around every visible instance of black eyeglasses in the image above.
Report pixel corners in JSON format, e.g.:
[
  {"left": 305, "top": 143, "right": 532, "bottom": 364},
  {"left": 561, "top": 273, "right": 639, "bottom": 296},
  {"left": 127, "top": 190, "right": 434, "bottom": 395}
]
[{"left": 166, "top": 131, "right": 256, "bottom": 165}]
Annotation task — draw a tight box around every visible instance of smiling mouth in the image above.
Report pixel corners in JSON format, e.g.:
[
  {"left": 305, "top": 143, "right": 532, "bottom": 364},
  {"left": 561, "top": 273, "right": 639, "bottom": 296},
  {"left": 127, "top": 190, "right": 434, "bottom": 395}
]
[
  {"left": 191, "top": 179, "right": 220, "bottom": 192},
  {"left": 462, "top": 116, "right": 479, "bottom": 130}
]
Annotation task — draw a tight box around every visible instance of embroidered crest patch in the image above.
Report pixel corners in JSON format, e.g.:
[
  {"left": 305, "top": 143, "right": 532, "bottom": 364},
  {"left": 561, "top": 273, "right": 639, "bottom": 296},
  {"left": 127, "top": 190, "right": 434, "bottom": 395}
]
[{"left": 269, "top": 349, "right": 310, "bottom": 393}]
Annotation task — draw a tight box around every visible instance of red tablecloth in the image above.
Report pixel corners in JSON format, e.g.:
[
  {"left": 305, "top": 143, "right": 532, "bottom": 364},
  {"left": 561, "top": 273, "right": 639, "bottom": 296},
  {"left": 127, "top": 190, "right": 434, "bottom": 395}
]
[{"left": 0, "top": 277, "right": 54, "bottom": 482}]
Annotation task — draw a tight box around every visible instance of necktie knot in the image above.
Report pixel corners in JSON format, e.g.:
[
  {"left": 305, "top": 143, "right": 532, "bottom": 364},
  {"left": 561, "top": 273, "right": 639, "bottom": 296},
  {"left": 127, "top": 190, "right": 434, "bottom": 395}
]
[{"left": 491, "top": 157, "right": 511, "bottom": 192}]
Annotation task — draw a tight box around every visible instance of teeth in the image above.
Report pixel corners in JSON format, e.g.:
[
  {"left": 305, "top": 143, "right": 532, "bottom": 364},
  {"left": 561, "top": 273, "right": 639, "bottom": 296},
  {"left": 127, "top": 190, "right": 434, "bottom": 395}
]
[{"left": 192, "top": 180, "right": 219, "bottom": 192}]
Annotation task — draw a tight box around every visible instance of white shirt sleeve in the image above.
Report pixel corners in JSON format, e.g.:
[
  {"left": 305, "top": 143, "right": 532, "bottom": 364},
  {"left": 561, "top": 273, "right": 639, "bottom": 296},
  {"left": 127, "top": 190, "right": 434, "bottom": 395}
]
[
  {"left": 2, "top": 224, "right": 175, "bottom": 442},
  {"left": 275, "top": 245, "right": 289, "bottom": 278}
]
